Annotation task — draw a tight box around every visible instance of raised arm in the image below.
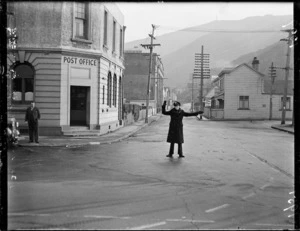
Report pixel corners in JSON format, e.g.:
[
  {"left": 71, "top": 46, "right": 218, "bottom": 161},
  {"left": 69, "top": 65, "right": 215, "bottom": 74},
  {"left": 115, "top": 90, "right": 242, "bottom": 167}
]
[
  {"left": 183, "top": 110, "right": 203, "bottom": 117},
  {"left": 162, "top": 101, "right": 172, "bottom": 115}
]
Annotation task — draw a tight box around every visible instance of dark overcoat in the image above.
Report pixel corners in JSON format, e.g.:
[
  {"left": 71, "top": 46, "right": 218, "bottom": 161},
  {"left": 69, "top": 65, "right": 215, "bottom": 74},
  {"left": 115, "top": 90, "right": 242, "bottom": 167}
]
[{"left": 162, "top": 104, "right": 199, "bottom": 144}]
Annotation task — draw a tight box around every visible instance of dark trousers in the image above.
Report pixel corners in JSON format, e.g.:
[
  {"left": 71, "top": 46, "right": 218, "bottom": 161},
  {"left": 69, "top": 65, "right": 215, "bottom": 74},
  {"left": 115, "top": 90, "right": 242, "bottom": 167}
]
[
  {"left": 28, "top": 121, "right": 39, "bottom": 142},
  {"left": 169, "top": 142, "right": 182, "bottom": 155}
]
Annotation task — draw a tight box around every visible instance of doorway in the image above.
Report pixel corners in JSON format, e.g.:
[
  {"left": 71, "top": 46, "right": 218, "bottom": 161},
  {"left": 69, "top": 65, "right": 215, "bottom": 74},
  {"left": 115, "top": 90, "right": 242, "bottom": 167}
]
[{"left": 70, "top": 86, "right": 89, "bottom": 126}]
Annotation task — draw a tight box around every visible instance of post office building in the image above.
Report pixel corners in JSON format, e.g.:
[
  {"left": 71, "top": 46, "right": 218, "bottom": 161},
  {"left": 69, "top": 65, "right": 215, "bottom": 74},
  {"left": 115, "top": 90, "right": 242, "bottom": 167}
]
[{"left": 7, "top": 2, "right": 125, "bottom": 136}]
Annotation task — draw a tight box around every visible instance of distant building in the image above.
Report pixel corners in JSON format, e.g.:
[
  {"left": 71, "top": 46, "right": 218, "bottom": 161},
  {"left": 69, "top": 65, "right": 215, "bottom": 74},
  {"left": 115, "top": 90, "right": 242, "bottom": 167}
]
[
  {"left": 124, "top": 50, "right": 164, "bottom": 113},
  {"left": 204, "top": 57, "right": 293, "bottom": 120},
  {"left": 7, "top": 2, "right": 125, "bottom": 135}
]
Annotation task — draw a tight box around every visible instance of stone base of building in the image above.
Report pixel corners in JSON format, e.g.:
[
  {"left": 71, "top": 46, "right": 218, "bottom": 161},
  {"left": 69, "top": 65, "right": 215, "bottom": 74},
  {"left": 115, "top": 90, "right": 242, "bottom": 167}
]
[
  {"left": 98, "top": 120, "right": 123, "bottom": 135},
  {"left": 20, "top": 126, "right": 63, "bottom": 136},
  {"left": 19, "top": 120, "right": 124, "bottom": 137}
]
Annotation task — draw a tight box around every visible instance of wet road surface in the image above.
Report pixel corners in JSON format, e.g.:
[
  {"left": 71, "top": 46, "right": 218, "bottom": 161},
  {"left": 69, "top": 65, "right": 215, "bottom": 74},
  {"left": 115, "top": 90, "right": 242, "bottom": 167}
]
[{"left": 8, "top": 116, "right": 294, "bottom": 229}]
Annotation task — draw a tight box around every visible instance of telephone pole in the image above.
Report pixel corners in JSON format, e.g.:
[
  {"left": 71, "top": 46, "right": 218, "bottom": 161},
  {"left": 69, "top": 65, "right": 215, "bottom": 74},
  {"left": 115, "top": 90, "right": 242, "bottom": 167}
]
[
  {"left": 193, "top": 46, "right": 210, "bottom": 117},
  {"left": 141, "top": 24, "right": 160, "bottom": 123},
  {"left": 280, "top": 29, "right": 293, "bottom": 125},
  {"left": 191, "top": 74, "right": 194, "bottom": 112},
  {"left": 200, "top": 46, "right": 204, "bottom": 116},
  {"left": 269, "top": 62, "right": 276, "bottom": 120}
]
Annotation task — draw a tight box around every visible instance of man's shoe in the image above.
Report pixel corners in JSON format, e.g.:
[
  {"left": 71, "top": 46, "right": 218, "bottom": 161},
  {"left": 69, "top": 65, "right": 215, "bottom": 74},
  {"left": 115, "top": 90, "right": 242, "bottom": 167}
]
[
  {"left": 28, "top": 141, "right": 33, "bottom": 143},
  {"left": 166, "top": 154, "right": 173, "bottom": 158},
  {"left": 35, "top": 141, "right": 39, "bottom": 143},
  {"left": 178, "top": 155, "right": 185, "bottom": 158}
]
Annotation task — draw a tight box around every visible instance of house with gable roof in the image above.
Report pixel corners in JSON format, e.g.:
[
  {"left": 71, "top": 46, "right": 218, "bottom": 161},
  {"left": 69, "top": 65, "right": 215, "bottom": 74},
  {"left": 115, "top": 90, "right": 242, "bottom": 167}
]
[{"left": 204, "top": 57, "right": 293, "bottom": 120}]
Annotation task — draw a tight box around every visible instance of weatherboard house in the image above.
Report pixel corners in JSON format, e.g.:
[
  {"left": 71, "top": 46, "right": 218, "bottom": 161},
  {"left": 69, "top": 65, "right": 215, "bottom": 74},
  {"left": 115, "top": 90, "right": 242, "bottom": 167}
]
[
  {"left": 7, "top": 2, "right": 125, "bottom": 136},
  {"left": 204, "top": 57, "right": 293, "bottom": 120}
]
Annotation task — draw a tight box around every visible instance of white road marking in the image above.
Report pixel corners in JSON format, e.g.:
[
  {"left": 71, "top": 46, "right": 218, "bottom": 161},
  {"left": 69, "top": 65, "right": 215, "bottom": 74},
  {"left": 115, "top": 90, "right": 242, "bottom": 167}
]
[
  {"left": 9, "top": 213, "right": 130, "bottom": 220},
  {"left": 205, "top": 204, "right": 230, "bottom": 213},
  {"left": 8, "top": 213, "right": 50, "bottom": 217},
  {"left": 128, "top": 221, "right": 166, "bottom": 230},
  {"left": 255, "top": 223, "right": 294, "bottom": 227},
  {"left": 166, "top": 219, "right": 215, "bottom": 223},
  {"left": 84, "top": 215, "right": 131, "bottom": 219},
  {"left": 89, "top": 142, "right": 100, "bottom": 145},
  {"left": 242, "top": 192, "right": 256, "bottom": 200}
]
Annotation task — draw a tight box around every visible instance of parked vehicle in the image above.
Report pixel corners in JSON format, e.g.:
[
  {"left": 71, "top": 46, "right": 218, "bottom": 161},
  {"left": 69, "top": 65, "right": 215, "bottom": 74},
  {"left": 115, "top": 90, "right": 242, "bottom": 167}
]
[{"left": 7, "top": 118, "right": 20, "bottom": 147}]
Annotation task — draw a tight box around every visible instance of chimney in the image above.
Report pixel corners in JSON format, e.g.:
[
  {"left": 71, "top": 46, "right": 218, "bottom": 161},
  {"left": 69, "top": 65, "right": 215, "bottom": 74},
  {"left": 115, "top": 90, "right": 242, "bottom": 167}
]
[{"left": 252, "top": 57, "right": 259, "bottom": 71}]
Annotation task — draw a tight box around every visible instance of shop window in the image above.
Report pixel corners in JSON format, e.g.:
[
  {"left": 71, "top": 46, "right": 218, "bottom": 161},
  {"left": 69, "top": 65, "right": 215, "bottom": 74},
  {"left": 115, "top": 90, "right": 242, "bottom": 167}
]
[
  {"left": 107, "top": 72, "right": 112, "bottom": 107},
  {"left": 281, "top": 97, "right": 291, "bottom": 110},
  {"left": 239, "top": 96, "right": 249, "bottom": 109},
  {"left": 12, "top": 64, "right": 34, "bottom": 104},
  {"left": 113, "top": 74, "right": 117, "bottom": 106}
]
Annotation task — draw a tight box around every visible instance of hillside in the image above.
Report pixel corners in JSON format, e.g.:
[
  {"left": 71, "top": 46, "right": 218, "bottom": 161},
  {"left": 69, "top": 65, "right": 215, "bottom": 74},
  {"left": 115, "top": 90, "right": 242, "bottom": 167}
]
[
  {"left": 125, "top": 27, "right": 208, "bottom": 57},
  {"left": 162, "top": 15, "right": 293, "bottom": 88},
  {"left": 231, "top": 41, "right": 294, "bottom": 80},
  {"left": 125, "top": 15, "right": 293, "bottom": 88}
]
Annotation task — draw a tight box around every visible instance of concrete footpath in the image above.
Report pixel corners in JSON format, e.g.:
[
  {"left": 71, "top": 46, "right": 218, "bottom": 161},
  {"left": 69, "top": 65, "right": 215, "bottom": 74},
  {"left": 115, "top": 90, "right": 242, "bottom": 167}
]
[
  {"left": 271, "top": 123, "right": 294, "bottom": 135},
  {"left": 17, "top": 115, "right": 294, "bottom": 147},
  {"left": 17, "top": 115, "right": 162, "bottom": 147}
]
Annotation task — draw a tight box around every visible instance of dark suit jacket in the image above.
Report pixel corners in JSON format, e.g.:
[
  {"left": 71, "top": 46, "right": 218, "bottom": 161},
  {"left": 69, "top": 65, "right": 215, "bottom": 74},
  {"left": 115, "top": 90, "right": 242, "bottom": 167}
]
[{"left": 25, "top": 107, "right": 41, "bottom": 125}]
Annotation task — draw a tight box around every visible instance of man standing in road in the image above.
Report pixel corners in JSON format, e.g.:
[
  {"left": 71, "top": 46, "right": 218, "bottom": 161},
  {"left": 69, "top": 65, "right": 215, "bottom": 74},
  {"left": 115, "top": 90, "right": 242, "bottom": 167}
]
[
  {"left": 162, "top": 100, "right": 203, "bottom": 158},
  {"left": 25, "top": 101, "right": 41, "bottom": 143}
]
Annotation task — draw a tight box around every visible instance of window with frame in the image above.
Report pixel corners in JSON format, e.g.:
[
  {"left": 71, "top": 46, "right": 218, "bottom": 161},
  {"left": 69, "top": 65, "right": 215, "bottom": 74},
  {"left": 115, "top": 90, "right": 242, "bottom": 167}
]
[
  {"left": 118, "top": 76, "right": 122, "bottom": 121},
  {"left": 113, "top": 20, "right": 116, "bottom": 52},
  {"left": 107, "top": 72, "right": 112, "bottom": 106},
  {"left": 119, "top": 28, "right": 123, "bottom": 56},
  {"left": 281, "top": 97, "right": 291, "bottom": 110},
  {"left": 75, "top": 2, "right": 87, "bottom": 39},
  {"left": 12, "top": 64, "right": 34, "bottom": 104},
  {"left": 102, "top": 85, "right": 105, "bottom": 104},
  {"left": 113, "top": 74, "right": 117, "bottom": 106},
  {"left": 220, "top": 78, "right": 224, "bottom": 91},
  {"left": 104, "top": 10, "right": 108, "bottom": 46},
  {"left": 239, "top": 96, "right": 249, "bottom": 109}
]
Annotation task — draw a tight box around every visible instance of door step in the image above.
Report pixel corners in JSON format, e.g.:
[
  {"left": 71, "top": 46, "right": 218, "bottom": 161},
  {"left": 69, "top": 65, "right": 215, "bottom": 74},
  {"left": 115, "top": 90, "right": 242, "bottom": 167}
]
[{"left": 67, "top": 126, "right": 90, "bottom": 131}]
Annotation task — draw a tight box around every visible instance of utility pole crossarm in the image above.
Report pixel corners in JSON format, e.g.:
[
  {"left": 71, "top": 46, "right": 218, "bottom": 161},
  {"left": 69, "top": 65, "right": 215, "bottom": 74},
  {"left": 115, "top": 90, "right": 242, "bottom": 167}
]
[{"left": 140, "top": 44, "right": 161, "bottom": 49}]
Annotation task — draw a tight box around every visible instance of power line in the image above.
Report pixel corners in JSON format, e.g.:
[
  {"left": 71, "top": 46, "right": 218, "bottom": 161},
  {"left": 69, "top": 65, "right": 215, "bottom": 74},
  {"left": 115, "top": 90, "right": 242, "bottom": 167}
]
[{"left": 155, "top": 25, "right": 292, "bottom": 33}]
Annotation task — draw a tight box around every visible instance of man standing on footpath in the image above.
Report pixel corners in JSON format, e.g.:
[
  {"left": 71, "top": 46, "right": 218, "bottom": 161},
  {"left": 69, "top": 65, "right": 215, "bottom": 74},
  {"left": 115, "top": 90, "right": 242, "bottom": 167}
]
[{"left": 25, "top": 101, "right": 41, "bottom": 143}]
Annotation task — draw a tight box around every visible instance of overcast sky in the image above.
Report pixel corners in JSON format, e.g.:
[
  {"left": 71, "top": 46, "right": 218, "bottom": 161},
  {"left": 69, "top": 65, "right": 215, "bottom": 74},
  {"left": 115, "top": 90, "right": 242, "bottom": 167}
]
[{"left": 116, "top": 2, "right": 293, "bottom": 43}]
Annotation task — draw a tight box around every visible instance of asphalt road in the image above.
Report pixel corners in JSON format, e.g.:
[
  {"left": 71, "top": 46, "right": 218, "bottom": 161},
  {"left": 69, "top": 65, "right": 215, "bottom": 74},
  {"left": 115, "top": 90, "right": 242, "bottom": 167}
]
[{"left": 7, "top": 115, "right": 294, "bottom": 230}]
